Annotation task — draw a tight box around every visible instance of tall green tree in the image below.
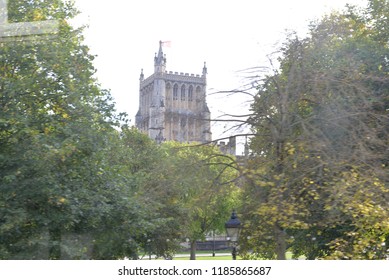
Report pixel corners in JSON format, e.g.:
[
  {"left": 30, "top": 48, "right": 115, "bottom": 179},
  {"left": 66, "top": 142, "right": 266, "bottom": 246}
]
[
  {"left": 0, "top": 0, "right": 135, "bottom": 259},
  {"left": 158, "top": 142, "right": 240, "bottom": 260},
  {"left": 85, "top": 127, "right": 174, "bottom": 260}
]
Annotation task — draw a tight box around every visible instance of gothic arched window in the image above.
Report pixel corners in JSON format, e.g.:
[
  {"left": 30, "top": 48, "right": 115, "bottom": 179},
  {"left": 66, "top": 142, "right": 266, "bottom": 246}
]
[
  {"left": 181, "top": 84, "right": 186, "bottom": 101},
  {"left": 166, "top": 82, "right": 171, "bottom": 91},
  {"left": 196, "top": 86, "right": 202, "bottom": 99},
  {"left": 188, "top": 85, "right": 193, "bottom": 101},
  {"left": 166, "top": 83, "right": 171, "bottom": 100},
  {"left": 173, "top": 84, "right": 178, "bottom": 100}
]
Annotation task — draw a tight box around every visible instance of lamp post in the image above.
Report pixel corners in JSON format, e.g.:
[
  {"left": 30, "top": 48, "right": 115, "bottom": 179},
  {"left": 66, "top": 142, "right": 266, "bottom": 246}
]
[
  {"left": 147, "top": 239, "right": 151, "bottom": 260},
  {"left": 212, "top": 230, "right": 216, "bottom": 257},
  {"left": 225, "top": 210, "right": 241, "bottom": 260}
]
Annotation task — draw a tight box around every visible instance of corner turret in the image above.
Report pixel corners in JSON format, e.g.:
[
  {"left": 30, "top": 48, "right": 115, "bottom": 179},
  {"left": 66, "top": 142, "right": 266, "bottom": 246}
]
[
  {"left": 202, "top": 61, "right": 207, "bottom": 77},
  {"left": 154, "top": 40, "right": 166, "bottom": 73},
  {"left": 139, "top": 68, "right": 144, "bottom": 82}
]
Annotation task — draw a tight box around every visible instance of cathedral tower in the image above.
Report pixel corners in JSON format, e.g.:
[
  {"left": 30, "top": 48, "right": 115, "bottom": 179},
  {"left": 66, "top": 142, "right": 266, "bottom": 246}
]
[{"left": 136, "top": 41, "right": 212, "bottom": 143}]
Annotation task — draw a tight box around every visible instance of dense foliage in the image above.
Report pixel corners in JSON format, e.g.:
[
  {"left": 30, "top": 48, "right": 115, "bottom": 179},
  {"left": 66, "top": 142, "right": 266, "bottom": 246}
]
[
  {"left": 154, "top": 142, "right": 240, "bottom": 259},
  {"left": 2, "top": 0, "right": 387, "bottom": 260},
  {"left": 0, "top": 0, "right": 240, "bottom": 259},
  {"left": 240, "top": 0, "right": 388, "bottom": 259}
]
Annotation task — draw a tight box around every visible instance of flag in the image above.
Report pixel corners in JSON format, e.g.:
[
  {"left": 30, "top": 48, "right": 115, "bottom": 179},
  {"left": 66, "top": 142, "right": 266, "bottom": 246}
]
[{"left": 161, "top": 40, "right": 172, "bottom": 47}]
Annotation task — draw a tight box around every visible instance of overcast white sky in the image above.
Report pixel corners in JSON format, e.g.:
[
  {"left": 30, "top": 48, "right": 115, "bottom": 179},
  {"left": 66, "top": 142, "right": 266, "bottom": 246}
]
[{"left": 72, "top": 0, "right": 367, "bottom": 149}]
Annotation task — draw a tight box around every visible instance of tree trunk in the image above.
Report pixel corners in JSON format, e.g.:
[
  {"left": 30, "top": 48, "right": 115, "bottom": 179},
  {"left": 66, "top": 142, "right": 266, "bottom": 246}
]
[
  {"left": 48, "top": 226, "right": 62, "bottom": 260},
  {"left": 274, "top": 224, "right": 286, "bottom": 260},
  {"left": 190, "top": 240, "right": 196, "bottom": 260}
]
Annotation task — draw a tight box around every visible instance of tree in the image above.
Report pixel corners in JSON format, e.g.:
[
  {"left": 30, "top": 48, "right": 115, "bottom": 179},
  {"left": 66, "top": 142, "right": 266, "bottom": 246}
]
[
  {"left": 0, "top": 0, "right": 140, "bottom": 259},
  {"left": 367, "top": 0, "right": 389, "bottom": 44},
  {"left": 239, "top": 1, "right": 388, "bottom": 260},
  {"left": 141, "top": 141, "right": 241, "bottom": 260}
]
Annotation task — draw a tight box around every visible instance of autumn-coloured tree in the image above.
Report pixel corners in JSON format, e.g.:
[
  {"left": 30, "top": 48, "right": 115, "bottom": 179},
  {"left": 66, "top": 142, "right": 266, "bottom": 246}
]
[{"left": 239, "top": 0, "right": 388, "bottom": 260}]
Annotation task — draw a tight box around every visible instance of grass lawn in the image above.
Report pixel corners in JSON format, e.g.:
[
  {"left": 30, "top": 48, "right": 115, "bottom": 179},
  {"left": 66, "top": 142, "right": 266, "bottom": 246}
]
[
  {"left": 172, "top": 251, "right": 305, "bottom": 260},
  {"left": 139, "top": 250, "right": 305, "bottom": 260},
  {"left": 174, "top": 255, "right": 240, "bottom": 260}
]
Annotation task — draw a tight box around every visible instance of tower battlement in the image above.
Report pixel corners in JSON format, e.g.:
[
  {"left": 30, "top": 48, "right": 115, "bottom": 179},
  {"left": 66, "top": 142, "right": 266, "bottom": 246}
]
[{"left": 168, "top": 71, "right": 201, "bottom": 77}]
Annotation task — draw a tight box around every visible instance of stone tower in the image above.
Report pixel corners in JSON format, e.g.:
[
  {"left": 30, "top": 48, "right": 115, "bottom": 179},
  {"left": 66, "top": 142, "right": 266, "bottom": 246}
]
[{"left": 136, "top": 41, "right": 212, "bottom": 143}]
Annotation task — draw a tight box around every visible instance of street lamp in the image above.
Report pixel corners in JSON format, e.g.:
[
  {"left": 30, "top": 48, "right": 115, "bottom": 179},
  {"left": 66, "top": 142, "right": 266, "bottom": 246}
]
[
  {"left": 225, "top": 210, "right": 242, "bottom": 260},
  {"left": 147, "top": 239, "right": 151, "bottom": 260}
]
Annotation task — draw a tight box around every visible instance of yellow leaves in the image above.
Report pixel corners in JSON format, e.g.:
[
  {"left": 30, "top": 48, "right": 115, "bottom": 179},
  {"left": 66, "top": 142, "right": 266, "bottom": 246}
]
[
  {"left": 268, "top": 181, "right": 276, "bottom": 187},
  {"left": 284, "top": 142, "right": 295, "bottom": 155},
  {"left": 43, "top": 126, "right": 57, "bottom": 135},
  {"left": 289, "top": 220, "right": 309, "bottom": 230},
  {"left": 287, "top": 147, "right": 295, "bottom": 155},
  {"left": 373, "top": 180, "right": 384, "bottom": 187},
  {"left": 245, "top": 167, "right": 278, "bottom": 187},
  {"left": 254, "top": 180, "right": 273, "bottom": 187},
  {"left": 273, "top": 174, "right": 283, "bottom": 181},
  {"left": 48, "top": 196, "right": 67, "bottom": 206},
  {"left": 51, "top": 104, "right": 71, "bottom": 120},
  {"left": 32, "top": 10, "right": 45, "bottom": 21},
  {"left": 246, "top": 166, "right": 267, "bottom": 177}
]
